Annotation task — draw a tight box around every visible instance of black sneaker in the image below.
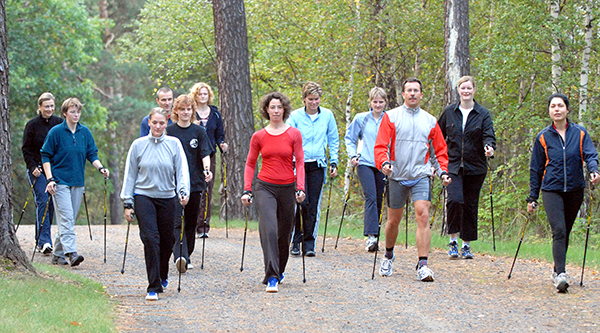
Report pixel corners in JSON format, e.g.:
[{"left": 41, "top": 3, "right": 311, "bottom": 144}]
[
  {"left": 290, "top": 243, "right": 301, "bottom": 256},
  {"left": 51, "top": 255, "right": 68, "bottom": 265},
  {"left": 68, "top": 252, "right": 84, "bottom": 267},
  {"left": 305, "top": 250, "right": 316, "bottom": 257}
]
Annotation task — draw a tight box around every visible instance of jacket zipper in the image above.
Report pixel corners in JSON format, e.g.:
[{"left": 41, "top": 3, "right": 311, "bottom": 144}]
[{"left": 559, "top": 133, "right": 567, "bottom": 192}]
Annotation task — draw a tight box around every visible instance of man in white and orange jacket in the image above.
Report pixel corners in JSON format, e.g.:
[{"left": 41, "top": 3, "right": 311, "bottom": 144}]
[{"left": 374, "top": 77, "right": 451, "bottom": 282}]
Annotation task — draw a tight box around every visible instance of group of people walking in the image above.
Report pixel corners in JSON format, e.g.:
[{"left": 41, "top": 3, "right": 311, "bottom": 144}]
[{"left": 21, "top": 75, "right": 599, "bottom": 300}]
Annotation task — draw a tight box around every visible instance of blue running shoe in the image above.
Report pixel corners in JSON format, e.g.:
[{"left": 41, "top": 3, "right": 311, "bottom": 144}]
[
  {"left": 161, "top": 279, "right": 168, "bottom": 289},
  {"left": 146, "top": 292, "right": 158, "bottom": 301},
  {"left": 448, "top": 241, "right": 459, "bottom": 259},
  {"left": 279, "top": 272, "right": 285, "bottom": 284},
  {"left": 266, "top": 277, "right": 278, "bottom": 292},
  {"left": 461, "top": 245, "right": 474, "bottom": 259}
]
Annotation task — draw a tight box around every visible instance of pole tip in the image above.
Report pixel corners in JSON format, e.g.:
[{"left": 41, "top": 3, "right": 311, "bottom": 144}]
[
  {"left": 240, "top": 267, "right": 244, "bottom": 272},
  {"left": 120, "top": 270, "right": 124, "bottom": 274}
]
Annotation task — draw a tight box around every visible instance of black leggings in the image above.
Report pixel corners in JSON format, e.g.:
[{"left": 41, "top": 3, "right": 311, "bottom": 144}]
[
  {"left": 173, "top": 191, "right": 202, "bottom": 262},
  {"left": 542, "top": 189, "right": 584, "bottom": 274}
]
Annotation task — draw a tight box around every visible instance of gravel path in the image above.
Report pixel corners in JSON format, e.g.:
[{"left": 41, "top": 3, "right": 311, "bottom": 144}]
[{"left": 18, "top": 225, "right": 600, "bottom": 332}]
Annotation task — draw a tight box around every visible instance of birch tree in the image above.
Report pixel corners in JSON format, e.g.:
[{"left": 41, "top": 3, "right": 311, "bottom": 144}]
[{"left": 444, "top": 0, "right": 470, "bottom": 105}]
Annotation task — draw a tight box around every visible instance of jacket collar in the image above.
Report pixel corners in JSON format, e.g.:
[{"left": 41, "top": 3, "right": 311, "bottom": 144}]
[{"left": 147, "top": 130, "right": 167, "bottom": 144}]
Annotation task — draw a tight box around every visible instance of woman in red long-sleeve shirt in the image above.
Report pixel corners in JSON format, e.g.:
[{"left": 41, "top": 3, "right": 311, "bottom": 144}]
[{"left": 241, "top": 92, "right": 305, "bottom": 293}]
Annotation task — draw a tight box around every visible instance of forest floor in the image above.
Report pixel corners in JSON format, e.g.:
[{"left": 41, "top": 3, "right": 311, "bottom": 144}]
[{"left": 18, "top": 225, "right": 600, "bottom": 332}]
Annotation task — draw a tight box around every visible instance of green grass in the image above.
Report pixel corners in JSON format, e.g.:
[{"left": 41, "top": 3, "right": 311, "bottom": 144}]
[
  {"left": 0, "top": 260, "right": 116, "bottom": 333},
  {"left": 210, "top": 212, "right": 600, "bottom": 270}
]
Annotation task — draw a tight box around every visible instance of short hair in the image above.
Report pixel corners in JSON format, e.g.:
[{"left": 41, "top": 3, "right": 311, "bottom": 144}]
[
  {"left": 457, "top": 76, "right": 475, "bottom": 89},
  {"left": 302, "top": 81, "right": 323, "bottom": 99},
  {"left": 190, "top": 82, "right": 215, "bottom": 106},
  {"left": 402, "top": 77, "right": 423, "bottom": 92},
  {"left": 259, "top": 92, "right": 292, "bottom": 121},
  {"left": 547, "top": 93, "right": 570, "bottom": 110},
  {"left": 60, "top": 97, "right": 83, "bottom": 117},
  {"left": 156, "top": 87, "right": 172, "bottom": 99},
  {"left": 171, "top": 95, "right": 197, "bottom": 122},
  {"left": 369, "top": 87, "right": 387, "bottom": 102},
  {"left": 149, "top": 107, "right": 170, "bottom": 121},
  {"left": 37, "top": 92, "right": 55, "bottom": 115}
]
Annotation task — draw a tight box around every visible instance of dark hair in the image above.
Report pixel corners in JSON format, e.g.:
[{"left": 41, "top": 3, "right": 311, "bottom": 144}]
[
  {"left": 547, "top": 93, "right": 570, "bottom": 110},
  {"left": 402, "top": 77, "right": 423, "bottom": 92},
  {"left": 259, "top": 92, "right": 292, "bottom": 121}
]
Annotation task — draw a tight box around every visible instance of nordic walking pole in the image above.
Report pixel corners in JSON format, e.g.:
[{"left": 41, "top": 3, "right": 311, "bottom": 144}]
[
  {"left": 222, "top": 151, "right": 228, "bottom": 238},
  {"left": 508, "top": 207, "right": 534, "bottom": 279},
  {"left": 31, "top": 197, "right": 50, "bottom": 262},
  {"left": 178, "top": 209, "right": 185, "bottom": 293},
  {"left": 321, "top": 176, "right": 333, "bottom": 252},
  {"left": 372, "top": 178, "right": 388, "bottom": 279},
  {"left": 16, "top": 178, "right": 36, "bottom": 232},
  {"left": 103, "top": 177, "right": 108, "bottom": 263},
  {"left": 298, "top": 202, "right": 306, "bottom": 283},
  {"left": 487, "top": 156, "right": 496, "bottom": 251},
  {"left": 240, "top": 204, "right": 250, "bottom": 272},
  {"left": 83, "top": 191, "right": 93, "bottom": 240},
  {"left": 405, "top": 197, "right": 409, "bottom": 249},
  {"left": 120, "top": 212, "right": 132, "bottom": 274},
  {"left": 440, "top": 186, "right": 448, "bottom": 236},
  {"left": 201, "top": 192, "right": 208, "bottom": 270},
  {"left": 335, "top": 165, "right": 356, "bottom": 249},
  {"left": 580, "top": 187, "right": 594, "bottom": 287}
]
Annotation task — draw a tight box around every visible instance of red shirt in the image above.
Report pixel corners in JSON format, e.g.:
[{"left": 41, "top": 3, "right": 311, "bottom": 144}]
[{"left": 244, "top": 127, "right": 305, "bottom": 191}]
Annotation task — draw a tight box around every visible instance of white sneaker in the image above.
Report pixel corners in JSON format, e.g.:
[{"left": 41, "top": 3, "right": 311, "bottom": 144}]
[
  {"left": 41, "top": 243, "right": 53, "bottom": 255},
  {"left": 145, "top": 292, "right": 158, "bottom": 301},
  {"left": 175, "top": 257, "right": 187, "bottom": 273},
  {"left": 552, "top": 272, "right": 569, "bottom": 293},
  {"left": 417, "top": 264, "right": 435, "bottom": 282},
  {"left": 365, "top": 235, "right": 378, "bottom": 252},
  {"left": 378, "top": 253, "right": 395, "bottom": 277},
  {"left": 187, "top": 263, "right": 194, "bottom": 270}
]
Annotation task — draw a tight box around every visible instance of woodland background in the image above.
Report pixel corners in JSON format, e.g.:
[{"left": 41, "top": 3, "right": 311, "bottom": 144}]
[{"left": 7, "top": 0, "right": 600, "bottom": 253}]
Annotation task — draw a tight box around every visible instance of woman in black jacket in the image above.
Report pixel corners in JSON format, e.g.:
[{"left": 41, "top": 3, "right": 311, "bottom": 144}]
[
  {"left": 527, "top": 93, "right": 599, "bottom": 293},
  {"left": 438, "top": 76, "right": 496, "bottom": 259}
]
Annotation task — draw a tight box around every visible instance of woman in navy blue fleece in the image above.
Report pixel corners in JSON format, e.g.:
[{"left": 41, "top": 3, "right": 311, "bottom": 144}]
[{"left": 527, "top": 93, "right": 600, "bottom": 293}]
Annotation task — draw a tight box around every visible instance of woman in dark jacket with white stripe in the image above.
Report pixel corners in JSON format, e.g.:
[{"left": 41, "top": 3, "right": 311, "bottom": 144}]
[{"left": 527, "top": 93, "right": 599, "bottom": 293}]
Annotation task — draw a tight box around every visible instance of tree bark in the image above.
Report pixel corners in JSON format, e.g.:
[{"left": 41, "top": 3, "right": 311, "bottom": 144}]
[
  {"left": 550, "top": 0, "right": 562, "bottom": 92},
  {"left": 444, "top": 0, "right": 470, "bottom": 105},
  {"left": 212, "top": 0, "right": 255, "bottom": 220},
  {"left": 579, "top": 4, "right": 592, "bottom": 127},
  {"left": 0, "top": 0, "right": 35, "bottom": 272}
]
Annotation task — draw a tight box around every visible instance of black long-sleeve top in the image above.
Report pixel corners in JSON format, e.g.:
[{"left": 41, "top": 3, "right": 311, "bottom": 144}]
[{"left": 21, "top": 114, "right": 63, "bottom": 173}]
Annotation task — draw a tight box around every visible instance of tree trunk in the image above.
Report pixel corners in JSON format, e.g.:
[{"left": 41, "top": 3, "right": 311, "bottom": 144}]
[
  {"left": 0, "top": 0, "right": 35, "bottom": 271},
  {"left": 444, "top": 0, "right": 470, "bottom": 105},
  {"left": 579, "top": 4, "right": 592, "bottom": 127},
  {"left": 550, "top": 0, "right": 561, "bottom": 92},
  {"left": 212, "top": 0, "right": 255, "bottom": 220}
]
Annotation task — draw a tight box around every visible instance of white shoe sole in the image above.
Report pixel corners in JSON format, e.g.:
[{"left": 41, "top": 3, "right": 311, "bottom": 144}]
[{"left": 176, "top": 257, "right": 187, "bottom": 273}]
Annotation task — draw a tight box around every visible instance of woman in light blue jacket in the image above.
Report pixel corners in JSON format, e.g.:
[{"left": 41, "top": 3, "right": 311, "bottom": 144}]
[{"left": 345, "top": 87, "right": 387, "bottom": 252}]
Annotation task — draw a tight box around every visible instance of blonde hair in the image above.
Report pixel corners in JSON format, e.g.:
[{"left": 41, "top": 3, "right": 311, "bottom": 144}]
[
  {"left": 457, "top": 76, "right": 475, "bottom": 89},
  {"left": 60, "top": 97, "right": 83, "bottom": 117},
  {"left": 369, "top": 87, "right": 387, "bottom": 102},
  {"left": 190, "top": 82, "right": 215, "bottom": 107},
  {"left": 171, "top": 95, "right": 197, "bottom": 122},
  {"left": 37, "top": 92, "right": 55, "bottom": 115},
  {"left": 301, "top": 81, "right": 323, "bottom": 99}
]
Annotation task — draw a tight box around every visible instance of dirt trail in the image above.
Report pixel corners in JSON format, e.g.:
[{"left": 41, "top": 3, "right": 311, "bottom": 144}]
[{"left": 18, "top": 225, "right": 600, "bottom": 332}]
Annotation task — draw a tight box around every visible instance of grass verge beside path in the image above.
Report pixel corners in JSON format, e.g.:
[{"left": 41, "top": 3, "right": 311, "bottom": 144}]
[
  {"left": 212, "top": 215, "right": 600, "bottom": 270},
  {"left": 0, "top": 260, "right": 116, "bottom": 333}
]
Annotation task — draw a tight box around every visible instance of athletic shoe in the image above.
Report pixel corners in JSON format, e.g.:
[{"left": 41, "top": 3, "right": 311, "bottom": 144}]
[
  {"left": 68, "top": 252, "right": 84, "bottom": 267},
  {"left": 41, "top": 243, "right": 53, "bottom": 255},
  {"left": 51, "top": 255, "right": 68, "bottom": 265},
  {"left": 187, "top": 263, "right": 194, "bottom": 270},
  {"left": 366, "top": 235, "right": 378, "bottom": 252},
  {"left": 266, "top": 277, "right": 278, "bottom": 292},
  {"left": 305, "top": 250, "right": 316, "bottom": 257},
  {"left": 448, "top": 241, "right": 459, "bottom": 259},
  {"left": 146, "top": 292, "right": 158, "bottom": 301},
  {"left": 279, "top": 273, "right": 285, "bottom": 284},
  {"left": 552, "top": 272, "right": 569, "bottom": 293},
  {"left": 416, "top": 263, "right": 435, "bottom": 282},
  {"left": 161, "top": 279, "right": 168, "bottom": 290},
  {"left": 379, "top": 253, "right": 395, "bottom": 277},
  {"left": 176, "top": 257, "right": 187, "bottom": 273},
  {"left": 201, "top": 233, "right": 209, "bottom": 239},
  {"left": 290, "top": 243, "right": 301, "bottom": 256},
  {"left": 196, "top": 232, "right": 204, "bottom": 239},
  {"left": 461, "top": 245, "right": 474, "bottom": 259}
]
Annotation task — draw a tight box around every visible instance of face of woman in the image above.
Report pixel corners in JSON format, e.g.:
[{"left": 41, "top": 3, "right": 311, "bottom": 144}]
[
  {"left": 370, "top": 96, "right": 386, "bottom": 113},
  {"left": 303, "top": 94, "right": 321, "bottom": 113},
  {"left": 40, "top": 100, "right": 55, "bottom": 119},
  {"left": 176, "top": 104, "right": 194, "bottom": 123},
  {"left": 548, "top": 97, "right": 569, "bottom": 123},
  {"left": 198, "top": 87, "right": 210, "bottom": 105},
  {"left": 149, "top": 113, "right": 168, "bottom": 137},
  {"left": 458, "top": 80, "right": 475, "bottom": 102},
  {"left": 63, "top": 106, "right": 81, "bottom": 125},
  {"left": 267, "top": 98, "right": 284, "bottom": 123}
]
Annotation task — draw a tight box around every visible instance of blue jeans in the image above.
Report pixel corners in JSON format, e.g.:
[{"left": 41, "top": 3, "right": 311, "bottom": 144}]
[
  {"left": 357, "top": 165, "right": 385, "bottom": 236},
  {"left": 28, "top": 171, "right": 54, "bottom": 247}
]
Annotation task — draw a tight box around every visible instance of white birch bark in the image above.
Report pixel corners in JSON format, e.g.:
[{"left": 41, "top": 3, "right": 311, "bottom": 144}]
[
  {"left": 550, "top": 0, "right": 562, "bottom": 92},
  {"left": 579, "top": 4, "right": 592, "bottom": 126}
]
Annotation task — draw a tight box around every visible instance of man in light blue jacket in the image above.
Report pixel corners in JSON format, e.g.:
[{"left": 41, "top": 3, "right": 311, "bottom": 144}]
[{"left": 287, "top": 81, "right": 339, "bottom": 256}]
